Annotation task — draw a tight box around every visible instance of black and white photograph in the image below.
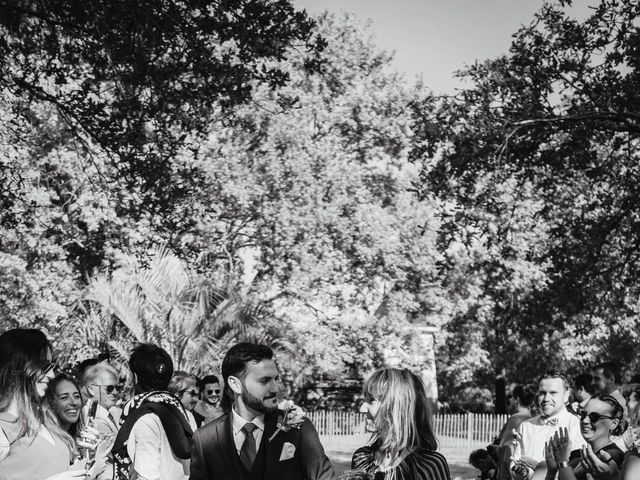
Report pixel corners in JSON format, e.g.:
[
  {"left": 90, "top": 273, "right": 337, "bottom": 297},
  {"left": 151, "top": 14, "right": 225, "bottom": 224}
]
[{"left": 1, "top": 1, "right": 639, "bottom": 479}]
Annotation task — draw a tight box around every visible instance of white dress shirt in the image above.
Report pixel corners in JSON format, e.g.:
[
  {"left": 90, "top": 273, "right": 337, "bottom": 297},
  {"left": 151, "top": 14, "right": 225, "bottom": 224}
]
[
  {"left": 231, "top": 407, "right": 265, "bottom": 454},
  {"left": 127, "top": 413, "right": 189, "bottom": 480},
  {"left": 512, "top": 407, "right": 586, "bottom": 465}
]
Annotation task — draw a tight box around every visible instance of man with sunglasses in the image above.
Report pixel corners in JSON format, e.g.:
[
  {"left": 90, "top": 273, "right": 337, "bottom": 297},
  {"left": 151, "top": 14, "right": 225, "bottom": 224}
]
[
  {"left": 194, "top": 374, "right": 225, "bottom": 425},
  {"left": 81, "top": 363, "right": 123, "bottom": 435},
  {"left": 511, "top": 370, "right": 586, "bottom": 479},
  {"left": 80, "top": 363, "right": 122, "bottom": 480}
]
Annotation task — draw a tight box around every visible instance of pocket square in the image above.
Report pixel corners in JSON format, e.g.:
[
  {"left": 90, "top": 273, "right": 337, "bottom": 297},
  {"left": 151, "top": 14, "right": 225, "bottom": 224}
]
[{"left": 279, "top": 442, "right": 296, "bottom": 461}]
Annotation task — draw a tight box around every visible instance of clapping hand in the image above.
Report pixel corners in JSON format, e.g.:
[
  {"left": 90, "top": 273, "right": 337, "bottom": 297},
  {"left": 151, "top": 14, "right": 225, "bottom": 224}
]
[
  {"left": 549, "top": 427, "right": 571, "bottom": 465},
  {"left": 580, "top": 444, "right": 619, "bottom": 480},
  {"left": 544, "top": 440, "right": 558, "bottom": 472}
]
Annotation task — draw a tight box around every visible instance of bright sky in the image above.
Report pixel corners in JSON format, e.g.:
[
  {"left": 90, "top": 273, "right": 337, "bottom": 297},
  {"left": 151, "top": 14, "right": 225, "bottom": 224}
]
[{"left": 294, "top": 0, "right": 596, "bottom": 94}]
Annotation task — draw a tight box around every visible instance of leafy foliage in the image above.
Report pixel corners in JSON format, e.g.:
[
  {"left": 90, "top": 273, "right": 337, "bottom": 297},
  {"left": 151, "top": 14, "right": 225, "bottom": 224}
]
[
  {"left": 82, "top": 247, "right": 292, "bottom": 375},
  {"left": 0, "top": 0, "right": 324, "bottom": 214},
  {"left": 411, "top": 0, "right": 640, "bottom": 392}
]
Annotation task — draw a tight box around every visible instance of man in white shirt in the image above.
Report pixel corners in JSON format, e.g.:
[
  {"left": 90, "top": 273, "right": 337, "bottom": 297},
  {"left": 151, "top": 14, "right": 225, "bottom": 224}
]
[
  {"left": 111, "top": 344, "right": 193, "bottom": 480},
  {"left": 511, "top": 370, "right": 586, "bottom": 479}
]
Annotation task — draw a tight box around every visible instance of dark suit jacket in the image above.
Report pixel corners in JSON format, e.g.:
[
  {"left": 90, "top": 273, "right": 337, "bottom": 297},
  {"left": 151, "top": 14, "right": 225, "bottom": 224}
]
[{"left": 190, "top": 409, "right": 335, "bottom": 480}]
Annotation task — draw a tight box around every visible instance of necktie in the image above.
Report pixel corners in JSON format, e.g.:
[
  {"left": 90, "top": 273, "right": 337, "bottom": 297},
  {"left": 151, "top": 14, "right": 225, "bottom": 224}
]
[{"left": 239, "top": 422, "right": 258, "bottom": 471}]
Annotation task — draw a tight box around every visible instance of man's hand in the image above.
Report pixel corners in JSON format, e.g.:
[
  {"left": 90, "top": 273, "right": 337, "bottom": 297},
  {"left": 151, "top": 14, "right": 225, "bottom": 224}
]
[{"left": 580, "top": 445, "right": 619, "bottom": 480}]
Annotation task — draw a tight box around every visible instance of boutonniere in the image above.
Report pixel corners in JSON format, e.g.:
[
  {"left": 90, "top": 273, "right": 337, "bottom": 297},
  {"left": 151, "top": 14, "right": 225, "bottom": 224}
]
[{"left": 269, "top": 400, "right": 305, "bottom": 442}]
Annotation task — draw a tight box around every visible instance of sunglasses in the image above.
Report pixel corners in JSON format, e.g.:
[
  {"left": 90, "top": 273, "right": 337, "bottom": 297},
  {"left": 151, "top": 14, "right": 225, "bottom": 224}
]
[
  {"left": 92, "top": 384, "right": 122, "bottom": 394},
  {"left": 182, "top": 389, "right": 199, "bottom": 397},
  {"left": 40, "top": 361, "right": 58, "bottom": 375},
  {"left": 206, "top": 389, "right": 221, "bottom": 395},
  {"left": 579, "top": 410, "right": 614, "bottom": 423}
]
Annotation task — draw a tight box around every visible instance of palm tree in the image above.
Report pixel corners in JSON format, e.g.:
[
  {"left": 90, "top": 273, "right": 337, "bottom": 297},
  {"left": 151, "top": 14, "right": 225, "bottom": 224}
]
[{"left": 82, "top": 247, "right": 291, "bottom": 375}]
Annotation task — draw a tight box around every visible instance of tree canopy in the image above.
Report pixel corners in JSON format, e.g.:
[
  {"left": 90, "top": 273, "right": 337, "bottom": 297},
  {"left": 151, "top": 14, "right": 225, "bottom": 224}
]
[
  {"left": 0, "top": 0, "right": 324, "bottom": 214},
  {"left": 410, "top": 0, "right": 640, "bottom": 392}
]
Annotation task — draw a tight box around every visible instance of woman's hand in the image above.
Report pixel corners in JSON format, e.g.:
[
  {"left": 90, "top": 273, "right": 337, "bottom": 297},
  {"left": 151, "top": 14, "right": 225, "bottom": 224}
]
[
  {"left": 580, "top": 445, "right": 619, "bottom": 480},
  {"left": 544, "top": 440, "right": 558, "bottom": 472},
  {"left": 76, "top": 425, "right": 101, "bottom": 451},
  {"left": 549, "top": 427, "right": 571, "bottom": 464},
  {"left": 511, "top": 456, "right": 538, "bottom": 480}
]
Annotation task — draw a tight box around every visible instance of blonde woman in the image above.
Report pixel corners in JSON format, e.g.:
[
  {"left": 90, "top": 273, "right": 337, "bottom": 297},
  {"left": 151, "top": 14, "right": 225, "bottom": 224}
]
[
  {"left": 0, "top": 328, "right": 92, "bottom": 480},
  {"left": 351, "top": 368, "right": 451, "bottom": 480}
]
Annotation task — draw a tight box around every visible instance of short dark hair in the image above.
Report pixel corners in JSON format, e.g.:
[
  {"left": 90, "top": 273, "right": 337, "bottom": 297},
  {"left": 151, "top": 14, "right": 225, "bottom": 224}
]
[
  {"left": 590, "top": 393, "right": 627, "bottom": 436},
  {"left": 574, "top": 374, "right": 597, "bottom": 394},
  {"left": 538, "top": 369, "right": 570, "bottom": 391},
  {"left": 129, "top": 344, "right": 173, "bottom": 392},
  {"left": 469, "top": 448, "right": 493, "bottom": 467},
  {"left": 512, "top": 385, "right": 535, "bottom": 408},
  {"left": 221, "top": 343, "right": 274, "bottom": 383},
  {"left": 593, "top": 362, "right": 621, "bottom": 384},
  {"left": 200, "top": 374, "right": 220, "bottom": 387},
  {"left": 220, "top": 343, "right": 274, "bottom": 412}
]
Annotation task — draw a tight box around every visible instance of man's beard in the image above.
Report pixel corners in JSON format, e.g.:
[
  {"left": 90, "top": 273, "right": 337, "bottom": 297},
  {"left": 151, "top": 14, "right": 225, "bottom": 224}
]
[{"left": 242, "top": 387, "right": 278, "bottom": 414}]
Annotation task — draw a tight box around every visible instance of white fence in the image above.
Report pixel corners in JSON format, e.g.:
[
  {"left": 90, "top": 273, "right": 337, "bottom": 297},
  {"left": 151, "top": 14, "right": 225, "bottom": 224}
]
[{"left": 307, "top": 411, "right": 509, "bottom": 454}]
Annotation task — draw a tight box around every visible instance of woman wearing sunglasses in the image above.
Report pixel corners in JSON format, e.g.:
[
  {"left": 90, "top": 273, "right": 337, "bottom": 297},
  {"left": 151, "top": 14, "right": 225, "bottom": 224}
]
[
  {"left": 0, "top": 328, "right": 91, "bottom": 479},
  {"left": 544, "top": 393, "right": 626, "bottom": 480},
  {"left": 168, "top": 371, "right": 201, "bottom": 429}
]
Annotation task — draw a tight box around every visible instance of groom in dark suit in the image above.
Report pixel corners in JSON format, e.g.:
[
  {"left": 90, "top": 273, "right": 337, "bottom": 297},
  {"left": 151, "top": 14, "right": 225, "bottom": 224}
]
[{"left": 190, "top": 343, "right": 335, "bottom": 480}]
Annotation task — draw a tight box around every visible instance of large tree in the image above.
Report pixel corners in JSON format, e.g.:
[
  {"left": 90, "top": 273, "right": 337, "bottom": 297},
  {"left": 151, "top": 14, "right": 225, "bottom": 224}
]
[
  {"left": 410, "top": 0, "right": 640, "bottom": 395},
  {"left": 0, "top": 0, "right": 324, "bottom": 217},
  {"left": 185, "top": 12, "right": 446, "bottom": 380}
]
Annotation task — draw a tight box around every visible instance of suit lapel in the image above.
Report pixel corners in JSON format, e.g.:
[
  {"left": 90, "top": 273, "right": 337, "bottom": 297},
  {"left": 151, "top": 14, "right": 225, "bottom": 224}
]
[
  {"left": 263, "top": 411, "right": 284, "bottom": 479},
  {"left": 217, "top": 413, "right": 244, "bottom": 478}
]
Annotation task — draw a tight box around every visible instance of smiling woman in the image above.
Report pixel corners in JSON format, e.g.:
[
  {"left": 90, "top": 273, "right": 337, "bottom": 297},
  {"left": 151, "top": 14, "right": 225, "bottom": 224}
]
[
  {"left": 545, "top": 394, "right": 627, "bottom": 480},
  {"left": 0, "top": 328, "right": 87, "bottom": 480},
  {"left": 47, "top": 373, "right": 83, "bottom": 439}
]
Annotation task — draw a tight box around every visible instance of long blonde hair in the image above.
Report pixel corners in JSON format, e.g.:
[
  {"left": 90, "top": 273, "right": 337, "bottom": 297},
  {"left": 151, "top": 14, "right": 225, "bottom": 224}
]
[
  {"left": 363, "top": 368, "right": 437, "bottom": 463},
  {"left": 0, "top": 329, "right": 75, "bottom": 458}
]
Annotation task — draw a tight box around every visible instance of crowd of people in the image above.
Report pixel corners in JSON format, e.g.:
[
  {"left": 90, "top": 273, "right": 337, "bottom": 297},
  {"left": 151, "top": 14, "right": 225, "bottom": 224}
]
[
  {"left": 0, "top": 328, "right": 451, "bottom": 480},
  {"left": 8, "top": 325, "right": 639, "bottom": 480},
  {"left": 470, "top": 364, "right": 640, "bottom": 480}
]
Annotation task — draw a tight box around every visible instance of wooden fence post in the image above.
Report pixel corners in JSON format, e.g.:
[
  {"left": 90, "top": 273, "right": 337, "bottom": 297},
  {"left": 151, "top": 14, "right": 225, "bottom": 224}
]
[{"left": 467, "top": 412, "right": 474, "bottom": 450}]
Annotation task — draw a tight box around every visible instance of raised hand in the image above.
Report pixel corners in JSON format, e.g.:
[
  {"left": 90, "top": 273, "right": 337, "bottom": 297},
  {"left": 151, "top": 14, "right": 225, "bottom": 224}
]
[
  {"left": 580, "top": 444, "right": 619, "bottom": 480},
  {"left": 550, "top": 427, "right": 571, "bottom": 464},
  {"left": 544, "top": 441, "right": 558, "bottom": 472}
]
